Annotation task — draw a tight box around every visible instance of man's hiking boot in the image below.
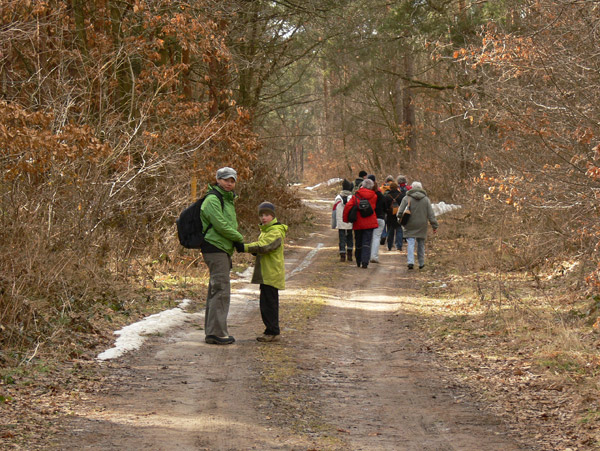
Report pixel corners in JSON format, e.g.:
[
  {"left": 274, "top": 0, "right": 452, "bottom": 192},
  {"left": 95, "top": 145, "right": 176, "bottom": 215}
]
[
  {"left": 419, "top": 264, "right": 425, "bottom": 270},
  {"left": 340, "top": 253, "right": 346, "bottom": 262},
  {"left": 257, "top": 334, "right": 280, "bottom": 343},
  {"left": 347, "top": 251, "right": 352, "bottom": 262},
  {"left": 205, "top": 335, "right": 235, "bottom": 345},
  {"left": 407, "top": 264, "right": 414, "bottom": 270}
]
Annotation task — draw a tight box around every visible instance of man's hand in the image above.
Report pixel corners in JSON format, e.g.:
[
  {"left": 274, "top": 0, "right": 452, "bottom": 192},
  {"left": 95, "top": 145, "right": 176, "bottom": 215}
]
[{"left": 233, "top": 241, "right": 245, "bottom": 253}]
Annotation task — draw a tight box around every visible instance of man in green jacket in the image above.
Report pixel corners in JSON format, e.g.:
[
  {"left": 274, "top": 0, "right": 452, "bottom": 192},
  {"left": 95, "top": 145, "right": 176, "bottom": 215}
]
[
  {"left": 200, "top": 167, "right": 245, "bottom": 345},
  {"left": 243, "top": 202, "right": 288, "bottom": 342}
]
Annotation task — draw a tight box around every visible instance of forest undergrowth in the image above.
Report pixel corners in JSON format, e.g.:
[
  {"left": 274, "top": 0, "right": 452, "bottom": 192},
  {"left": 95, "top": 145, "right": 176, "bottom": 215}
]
[
  {"left": 1, "top": 184, "right": 599, "bottom": 449},
  {"left": 0, "top": 182, "right": 314, "bottom": 449},
  {"left": 418, "top": 207, "right": 600, "bottom": 449}
]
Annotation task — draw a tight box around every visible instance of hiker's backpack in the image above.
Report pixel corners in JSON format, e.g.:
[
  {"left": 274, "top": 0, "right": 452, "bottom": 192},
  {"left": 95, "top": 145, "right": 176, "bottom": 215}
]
[
  {"left": 356, "top": 193, "right": 374, "bottom": 218},
  {"left": 389, "top": 192, "right": 402, "bottom": 216},
  {"left": 176, "top": 189, "right": 224, "bottom": 249}
]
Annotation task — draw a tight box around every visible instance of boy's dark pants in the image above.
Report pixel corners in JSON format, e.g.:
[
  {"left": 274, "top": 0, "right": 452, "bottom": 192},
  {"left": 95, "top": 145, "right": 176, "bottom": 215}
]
[
  {"left": 338, "top": 229, "right": 353, "bottom": 253},
  {"left": 260, "top": 284, "right": 280, "bottom": 336}
]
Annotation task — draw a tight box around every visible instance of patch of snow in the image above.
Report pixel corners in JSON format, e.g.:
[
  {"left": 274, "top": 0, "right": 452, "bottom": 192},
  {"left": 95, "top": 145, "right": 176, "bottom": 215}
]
[
  {"left": 427, "top": 281, "right": 448, "bottom": 289},
  {"left": 288, "top": 243, "right": 324, "bottom": 278},
  {"left": 301, "top": 198, "right": 330, "bottom": 210},
  {"left": 305, "top": 178, "right": 342, "bottom": 191},
  {"left": 233, "top": 266, "right": 254, "bottom": 283},
  {"left": 432, "top": 202, "right": 461, "bottom": 216},
  {"left": 96, "top": 299, "right": 194, "bottom": 361}
]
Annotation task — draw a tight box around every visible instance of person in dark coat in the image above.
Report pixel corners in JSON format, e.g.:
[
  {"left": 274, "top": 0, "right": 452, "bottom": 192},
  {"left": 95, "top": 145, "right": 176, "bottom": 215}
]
[
  {"left": 352, "top": 170, "right": 368, "bottom": 193},
  {"left": 383, "top": 182, "right": 405, "bottom": 251},
  {"left": 343, "top": 178, "right": 378, "bottom": 268},
  {"left": 367, "top": 175, "right": 386, "bottom": 263}
]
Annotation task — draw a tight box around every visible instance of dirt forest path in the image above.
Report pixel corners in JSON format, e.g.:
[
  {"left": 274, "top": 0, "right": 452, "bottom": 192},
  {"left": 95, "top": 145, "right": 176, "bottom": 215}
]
[{"left": 52, "top": 190, "right": 531, "bottom": 451}]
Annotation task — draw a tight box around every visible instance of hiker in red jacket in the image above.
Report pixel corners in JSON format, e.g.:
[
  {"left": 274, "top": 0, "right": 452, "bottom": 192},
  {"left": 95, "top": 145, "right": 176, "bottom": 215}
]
[{"left": 343, "top": 178, "right": 378, "bottom": 268}]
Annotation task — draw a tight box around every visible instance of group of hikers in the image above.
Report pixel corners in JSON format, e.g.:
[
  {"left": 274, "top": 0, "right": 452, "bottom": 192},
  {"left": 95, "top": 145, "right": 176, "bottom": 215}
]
[
  {"left": 332, "top": 171, "right": 439, "bottom": 270},
  {"left": 187, "top": 166, "right": 438, "bottom": 347}
]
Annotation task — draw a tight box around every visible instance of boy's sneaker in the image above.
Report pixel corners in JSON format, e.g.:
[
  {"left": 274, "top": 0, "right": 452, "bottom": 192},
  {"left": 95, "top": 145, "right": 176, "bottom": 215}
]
[
  {"left": 205, "top": 335, "right": 235, "bottom": 345},
  {"left": 257, "top": 334, "right": 280, "bottom": 343}
]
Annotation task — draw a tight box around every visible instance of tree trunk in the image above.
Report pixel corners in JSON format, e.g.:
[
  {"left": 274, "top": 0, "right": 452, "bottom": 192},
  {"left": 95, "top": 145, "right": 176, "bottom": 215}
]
[
  {"left": 237, "top": 3, "right": 260, "bottom": 109},
  {"left": 109, "top": 0, "right": 131, "bottom": 113},
  {"left": 71, "top": 0, "right": 88, "bottom": 58},
  {"left": 403, "top": 50, "right": 416, "bottom": 161}
]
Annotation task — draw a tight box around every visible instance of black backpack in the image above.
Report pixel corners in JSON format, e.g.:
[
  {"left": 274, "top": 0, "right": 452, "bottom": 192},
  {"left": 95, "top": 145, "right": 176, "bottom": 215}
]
[
  {"left": 176, "top": 189, "right": 224, "bottom": 249},
  {"left": 356, "top": 193, "right": 374, "bottom": 217}
]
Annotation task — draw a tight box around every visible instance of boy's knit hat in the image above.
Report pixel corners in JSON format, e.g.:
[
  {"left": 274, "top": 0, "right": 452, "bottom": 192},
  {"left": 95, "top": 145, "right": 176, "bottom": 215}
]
[
  {"left": 358, "top": 170, "right": 367, "bottom": 178},
  {"left": 258, "top": 201, "right": 276, "bottom": 215},
  {"left": 367, "top": 174, "right": 376, "bottom": 182},
  {"left": 216, "top": 167, "right": 237, "bottom": 181}
]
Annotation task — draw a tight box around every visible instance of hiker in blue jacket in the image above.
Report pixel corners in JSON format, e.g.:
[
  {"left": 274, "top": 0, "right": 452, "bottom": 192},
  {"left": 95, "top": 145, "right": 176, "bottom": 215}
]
[{"left": 383, "top": 182, "right": 405, "bottom": 251}]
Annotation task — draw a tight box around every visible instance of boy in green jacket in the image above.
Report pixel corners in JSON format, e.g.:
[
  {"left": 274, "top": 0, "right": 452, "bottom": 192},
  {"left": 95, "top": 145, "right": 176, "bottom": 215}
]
[{"left": 244, "top": 202, "right": 288, "bottom": 342}]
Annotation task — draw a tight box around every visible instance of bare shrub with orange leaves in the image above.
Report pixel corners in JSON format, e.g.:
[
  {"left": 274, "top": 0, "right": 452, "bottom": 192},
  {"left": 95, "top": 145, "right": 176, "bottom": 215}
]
[
  {"left": 447, "top": 1, "right": 600, "bottom": 295},
  {"left": 0, "top": 1, "right": 267, "bottom": 351}
]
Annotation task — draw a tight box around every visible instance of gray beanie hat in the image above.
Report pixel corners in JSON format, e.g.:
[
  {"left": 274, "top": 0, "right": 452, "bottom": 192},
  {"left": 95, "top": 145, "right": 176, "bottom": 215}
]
[
  {"left": 216, "top": 167, "right": 237, "bottom": 181},
  {"left": 361, "top": 179, "right": 374, "bottom": 190},
  {"left": 397, "top": 175, "right": 407, "bottom": 184},
  {"left": 258, "top": 201, "right": 275, "bottom": 215},
  {"left": 411, "top": 181, "right": 423, "bottom": 190}
]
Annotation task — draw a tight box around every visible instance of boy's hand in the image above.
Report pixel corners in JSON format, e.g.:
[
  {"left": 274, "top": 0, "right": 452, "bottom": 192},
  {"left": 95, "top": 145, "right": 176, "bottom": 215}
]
[{"left": 233, "top": 241, "right": 245, "bottom": 253}]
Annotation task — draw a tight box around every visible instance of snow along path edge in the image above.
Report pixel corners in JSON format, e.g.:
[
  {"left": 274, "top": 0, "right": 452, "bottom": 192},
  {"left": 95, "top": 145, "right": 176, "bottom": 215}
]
[{"left": 96, "top": 241, "right": 325, "bottom": 360}]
